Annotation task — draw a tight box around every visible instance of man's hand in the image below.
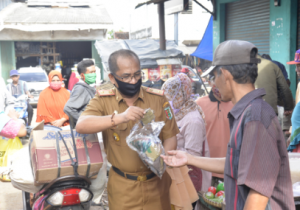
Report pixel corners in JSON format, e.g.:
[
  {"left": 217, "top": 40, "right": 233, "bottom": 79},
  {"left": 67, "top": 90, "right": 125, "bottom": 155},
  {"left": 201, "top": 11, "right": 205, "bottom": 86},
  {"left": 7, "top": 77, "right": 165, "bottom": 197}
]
[
  {"left": 287, "top": 135, "right": 291, "bottom": 148},
  {"left": 161, "top": 150, "right": 190, "bottom": 167},
  {"left": 8, "top": 110, "right": 19, "bottom": 120},
  {"left": 51, "top": 118, "right": 66, "bottom": 127},
  {"left": 284, "top": 110, "right": 293, "bottom": 115},
  {"left": 120, "top": 106, "right": 145, "bottom": 123},
  {"left": 26, "top": 91, "right": 34, "bottom": 99}
]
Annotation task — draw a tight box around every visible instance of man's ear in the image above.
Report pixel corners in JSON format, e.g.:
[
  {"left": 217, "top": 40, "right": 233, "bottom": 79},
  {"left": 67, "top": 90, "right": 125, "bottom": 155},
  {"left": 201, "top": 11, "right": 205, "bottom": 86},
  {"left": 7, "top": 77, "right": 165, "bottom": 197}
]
[
  {"left": 80, "top": 73, "right": 85, "bottom": 81},
  {"left": 108, "top": 73, "right": 117, "bottom": 87},
  {"left": 220, "top": 68, "right": 232, "bottom": 82}
]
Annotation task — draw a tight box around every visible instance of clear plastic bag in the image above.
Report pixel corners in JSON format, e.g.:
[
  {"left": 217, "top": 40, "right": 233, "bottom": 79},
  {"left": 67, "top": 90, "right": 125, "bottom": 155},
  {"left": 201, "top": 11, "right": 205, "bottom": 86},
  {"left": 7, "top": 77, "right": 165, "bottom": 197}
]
[{"left": 126, "top": 109, "right": 166, "bottom": 179}]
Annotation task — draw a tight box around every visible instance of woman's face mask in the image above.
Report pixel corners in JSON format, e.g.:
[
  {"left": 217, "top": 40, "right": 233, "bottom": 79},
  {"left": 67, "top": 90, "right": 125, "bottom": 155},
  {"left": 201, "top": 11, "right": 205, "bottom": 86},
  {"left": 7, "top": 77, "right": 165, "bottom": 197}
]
[
  {"left": 169, "top": 101, "right": 180, "bottom": 114},
  {"left": 212, "top": 85, "right": 222, "bottom": 99},
  {"left": 50, "top": 81, "right": 62, "bottom": 91},
  {"left": 209, "top": 79, "right": 222, "bottom": 99}
]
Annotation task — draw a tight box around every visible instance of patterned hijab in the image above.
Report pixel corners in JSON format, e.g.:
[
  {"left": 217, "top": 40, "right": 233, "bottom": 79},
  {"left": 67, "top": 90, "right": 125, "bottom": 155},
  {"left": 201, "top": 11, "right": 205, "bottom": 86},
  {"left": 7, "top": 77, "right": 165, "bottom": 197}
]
[{"left": 162, "top": 73, "right": 205, "bottom": 122}]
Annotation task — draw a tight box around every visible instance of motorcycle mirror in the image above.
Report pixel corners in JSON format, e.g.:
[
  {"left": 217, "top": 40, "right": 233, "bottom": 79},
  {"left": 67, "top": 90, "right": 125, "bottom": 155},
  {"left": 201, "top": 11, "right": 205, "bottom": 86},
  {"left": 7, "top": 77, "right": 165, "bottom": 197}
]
[{"left": 7, "top": 79, "right": 12, "bottom": 84}]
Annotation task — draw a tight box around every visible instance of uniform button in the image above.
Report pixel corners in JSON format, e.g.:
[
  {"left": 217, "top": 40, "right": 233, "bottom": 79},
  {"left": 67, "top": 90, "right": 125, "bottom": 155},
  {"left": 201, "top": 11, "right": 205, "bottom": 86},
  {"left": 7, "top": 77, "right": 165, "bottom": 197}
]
[{"left": 113, "top": 133, "right": 120, "bottom": 141}]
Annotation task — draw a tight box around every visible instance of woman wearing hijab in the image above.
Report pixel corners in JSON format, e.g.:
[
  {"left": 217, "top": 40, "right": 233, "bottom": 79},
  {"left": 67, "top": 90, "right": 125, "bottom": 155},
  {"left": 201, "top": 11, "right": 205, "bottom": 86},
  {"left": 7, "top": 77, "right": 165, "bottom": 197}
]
[
  {"left": 68, "top": 71, "right": 79, "bottom": 91},
  {"left": 37, "top": 70, "right": 70, "bottom": 127},
  {"left": 162, "top": 73, "right": 211, "bottom": 209}
]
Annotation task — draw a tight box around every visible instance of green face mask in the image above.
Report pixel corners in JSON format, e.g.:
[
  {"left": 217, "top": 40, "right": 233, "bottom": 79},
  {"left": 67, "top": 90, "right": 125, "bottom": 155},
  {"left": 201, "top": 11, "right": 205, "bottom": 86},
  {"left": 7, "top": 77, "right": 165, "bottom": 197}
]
[{"left": 84, "top": 73, "right": 96, "bottom": 85}]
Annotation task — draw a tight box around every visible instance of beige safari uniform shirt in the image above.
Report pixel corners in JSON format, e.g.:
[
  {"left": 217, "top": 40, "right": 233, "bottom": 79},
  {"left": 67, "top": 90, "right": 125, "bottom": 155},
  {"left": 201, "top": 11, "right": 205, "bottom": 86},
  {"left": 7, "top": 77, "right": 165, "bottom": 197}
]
[{"left": 81, "top": 86, "right": 179, "bottom": 210}]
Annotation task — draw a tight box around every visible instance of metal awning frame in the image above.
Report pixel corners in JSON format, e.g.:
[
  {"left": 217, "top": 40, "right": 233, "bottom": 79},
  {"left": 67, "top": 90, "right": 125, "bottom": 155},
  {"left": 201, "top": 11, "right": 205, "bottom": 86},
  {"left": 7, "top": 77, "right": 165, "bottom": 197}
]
[
  {"left": 135, "top": 0, "right": 216, "bottom": 20},
  {"left": 193, "top": 0, "right": 216, "bottom": 20}
]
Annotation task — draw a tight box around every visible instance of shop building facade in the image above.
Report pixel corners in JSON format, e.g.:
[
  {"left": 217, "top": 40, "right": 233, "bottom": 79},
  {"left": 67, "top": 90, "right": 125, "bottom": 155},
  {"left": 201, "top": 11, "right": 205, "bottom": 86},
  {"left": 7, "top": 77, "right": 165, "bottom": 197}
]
[
  {"left": 0, "top": 1, "right": 112, "bottom": 81},
  {"left": 213, "top": 0, "right": 298, "bottom": 96}
]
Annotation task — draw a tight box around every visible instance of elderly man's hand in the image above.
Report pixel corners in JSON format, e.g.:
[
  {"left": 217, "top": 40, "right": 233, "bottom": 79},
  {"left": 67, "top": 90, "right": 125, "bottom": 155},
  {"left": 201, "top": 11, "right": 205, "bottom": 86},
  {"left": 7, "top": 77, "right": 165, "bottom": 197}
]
[{"left": 161, "top": 150, "right": 189, "bottom": 167}]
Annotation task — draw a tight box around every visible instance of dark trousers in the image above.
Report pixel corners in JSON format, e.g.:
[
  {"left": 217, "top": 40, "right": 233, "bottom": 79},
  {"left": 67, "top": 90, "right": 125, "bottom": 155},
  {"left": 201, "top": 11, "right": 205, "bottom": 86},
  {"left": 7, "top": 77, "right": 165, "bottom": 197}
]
[
  {"left": 192, "top": 201, "right": 197, "bottom": 209},
  {"left": 27, "top": 102, "right": 33, "bottom": 125}
]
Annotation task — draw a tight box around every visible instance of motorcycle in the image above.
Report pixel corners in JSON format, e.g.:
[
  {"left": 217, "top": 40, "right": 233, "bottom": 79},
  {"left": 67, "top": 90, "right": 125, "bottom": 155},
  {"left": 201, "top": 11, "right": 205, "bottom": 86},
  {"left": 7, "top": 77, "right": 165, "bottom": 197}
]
[
  {"left": 23, "top": 121, "right": 94, "bottom": 210},
  {"left": 12, "top": 94, "right": 28, "bottom": 125},
  {"left": 23, "top": 175, "right": 93, "bottom": 210}
]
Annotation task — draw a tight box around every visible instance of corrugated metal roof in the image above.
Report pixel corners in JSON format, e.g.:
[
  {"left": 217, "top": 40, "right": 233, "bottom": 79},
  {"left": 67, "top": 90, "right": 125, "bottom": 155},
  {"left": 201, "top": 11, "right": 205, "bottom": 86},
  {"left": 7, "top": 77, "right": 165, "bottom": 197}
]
[
  {"left": 27, "top": 0, "right": 101, "bottom": 7},
  {"left": 4, "top": 3, "right": 112, "bottom": 24},
  {"left": 0, "top": 3, "right": 113, "bottom": 32}
]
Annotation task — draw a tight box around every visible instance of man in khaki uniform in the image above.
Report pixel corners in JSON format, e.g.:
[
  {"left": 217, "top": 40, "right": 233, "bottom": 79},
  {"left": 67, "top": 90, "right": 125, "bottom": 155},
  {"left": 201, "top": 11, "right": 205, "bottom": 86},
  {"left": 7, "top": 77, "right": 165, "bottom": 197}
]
[{"left": 76, "top": 49, "right": 179, "bottom": 210}]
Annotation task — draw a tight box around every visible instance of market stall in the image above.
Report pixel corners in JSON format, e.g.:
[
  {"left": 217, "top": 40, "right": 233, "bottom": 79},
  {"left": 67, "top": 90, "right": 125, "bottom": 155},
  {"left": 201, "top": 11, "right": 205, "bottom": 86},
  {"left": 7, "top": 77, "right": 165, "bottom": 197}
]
[
  {"left": 94, "top": 39, "right": 184, "bottom": 87},
  {"left": 15, "top": 41, "right": 92, "bottom": 72}
]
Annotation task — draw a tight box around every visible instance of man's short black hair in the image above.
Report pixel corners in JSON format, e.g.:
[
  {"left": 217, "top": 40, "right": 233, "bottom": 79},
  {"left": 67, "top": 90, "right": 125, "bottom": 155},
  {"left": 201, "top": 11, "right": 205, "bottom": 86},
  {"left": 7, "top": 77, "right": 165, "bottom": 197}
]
[
  {"left": 108, "top": 49, "right": 140, "bottom": 74},
  {"left": 217, "top": 64, "right": 258, "bottom": 84},
  {"left": 77, "top": 60, "right": 95, "bottom": 75}
]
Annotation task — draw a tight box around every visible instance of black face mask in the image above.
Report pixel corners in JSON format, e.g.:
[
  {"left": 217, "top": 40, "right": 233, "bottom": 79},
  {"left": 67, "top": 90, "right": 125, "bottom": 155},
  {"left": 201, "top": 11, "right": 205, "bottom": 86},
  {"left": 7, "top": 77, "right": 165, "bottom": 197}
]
[{"left": 114, "top": 77, "right": 142, "bottom": 97}]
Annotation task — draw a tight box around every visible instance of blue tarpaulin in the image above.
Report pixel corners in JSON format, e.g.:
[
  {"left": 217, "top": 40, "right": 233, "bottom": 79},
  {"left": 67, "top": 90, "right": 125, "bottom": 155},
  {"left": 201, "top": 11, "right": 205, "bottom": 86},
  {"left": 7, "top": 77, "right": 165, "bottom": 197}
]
[{"left": 191, "top": 16, "right": 213, "bottom": 61}]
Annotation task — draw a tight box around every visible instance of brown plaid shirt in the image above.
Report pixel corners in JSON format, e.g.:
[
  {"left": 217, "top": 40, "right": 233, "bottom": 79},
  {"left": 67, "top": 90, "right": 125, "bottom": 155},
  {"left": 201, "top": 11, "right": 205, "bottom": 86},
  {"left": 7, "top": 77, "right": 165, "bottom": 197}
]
[{"left": 224, "top": 89, "right": 294, "bottom": 210}]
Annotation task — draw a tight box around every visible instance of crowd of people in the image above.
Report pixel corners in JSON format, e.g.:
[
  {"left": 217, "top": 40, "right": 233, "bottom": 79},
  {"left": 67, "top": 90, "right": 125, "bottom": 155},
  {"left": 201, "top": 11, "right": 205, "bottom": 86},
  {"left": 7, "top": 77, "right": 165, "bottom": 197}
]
[{"left": 1, "top": 39, "right": 300, "bottom": 210}]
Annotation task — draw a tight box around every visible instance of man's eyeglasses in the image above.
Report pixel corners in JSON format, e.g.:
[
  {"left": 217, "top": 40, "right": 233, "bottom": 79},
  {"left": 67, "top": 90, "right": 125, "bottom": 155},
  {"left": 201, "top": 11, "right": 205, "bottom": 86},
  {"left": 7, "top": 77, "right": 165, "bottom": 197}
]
[{"left": 113, "top": 71, "right": 143, "bottom": 83}]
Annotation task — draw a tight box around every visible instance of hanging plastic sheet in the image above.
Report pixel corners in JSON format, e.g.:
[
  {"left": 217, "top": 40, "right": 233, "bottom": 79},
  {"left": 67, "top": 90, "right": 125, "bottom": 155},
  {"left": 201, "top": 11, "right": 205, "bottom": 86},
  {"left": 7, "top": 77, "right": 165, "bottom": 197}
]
[{"left": 191, "top": 16, "right": 213, "bottom": 61}]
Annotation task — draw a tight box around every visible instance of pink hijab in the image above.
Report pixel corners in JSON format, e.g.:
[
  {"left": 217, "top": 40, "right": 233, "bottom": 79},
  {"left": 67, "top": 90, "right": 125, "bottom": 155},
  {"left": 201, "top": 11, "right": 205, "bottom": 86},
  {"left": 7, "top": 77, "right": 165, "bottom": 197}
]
[{"left": 68, "top": 72, "right": 79, "bottom": 91}]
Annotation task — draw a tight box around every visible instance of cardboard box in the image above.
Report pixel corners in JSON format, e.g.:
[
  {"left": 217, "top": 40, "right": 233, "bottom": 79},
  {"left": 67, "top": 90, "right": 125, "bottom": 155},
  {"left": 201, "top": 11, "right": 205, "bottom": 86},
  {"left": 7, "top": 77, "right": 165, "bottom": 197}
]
[{"left": 29, "top": 122, "right": 103, "bottom": 184}]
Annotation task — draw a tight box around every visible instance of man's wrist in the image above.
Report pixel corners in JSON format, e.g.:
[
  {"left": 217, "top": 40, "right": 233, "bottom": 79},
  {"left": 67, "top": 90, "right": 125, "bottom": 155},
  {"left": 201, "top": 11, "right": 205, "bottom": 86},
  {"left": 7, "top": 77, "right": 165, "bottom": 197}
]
[
  {"left": 186, "top": 153, "right": 192, "bottom": 165},
  {"left": 114, "top": 114, "right": 125, "bottom": 125}
]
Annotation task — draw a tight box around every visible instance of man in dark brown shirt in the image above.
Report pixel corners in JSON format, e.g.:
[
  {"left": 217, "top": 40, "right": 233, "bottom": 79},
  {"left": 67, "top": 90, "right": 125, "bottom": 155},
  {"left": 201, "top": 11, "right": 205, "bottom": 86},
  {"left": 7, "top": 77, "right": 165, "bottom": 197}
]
[
  {"left": 76, "top": 49, "right": 179, "bottom": 210},
  {"left": 162, "top": 40, "right": 295, "bottom": 210}
]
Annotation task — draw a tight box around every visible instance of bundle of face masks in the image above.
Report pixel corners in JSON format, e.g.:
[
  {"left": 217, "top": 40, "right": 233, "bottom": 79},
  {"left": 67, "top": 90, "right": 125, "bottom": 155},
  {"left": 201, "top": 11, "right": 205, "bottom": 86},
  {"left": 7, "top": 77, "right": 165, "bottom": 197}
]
[{"left": 126, "top": 109, "right": 166, "bottom": 179}]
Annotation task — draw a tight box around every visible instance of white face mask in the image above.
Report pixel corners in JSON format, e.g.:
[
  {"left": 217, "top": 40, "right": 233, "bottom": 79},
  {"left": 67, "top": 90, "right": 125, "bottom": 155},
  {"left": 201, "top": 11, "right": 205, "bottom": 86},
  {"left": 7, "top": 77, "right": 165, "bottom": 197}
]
[{"left": 169, "top": 101, "right": 180, "bottom": 114}]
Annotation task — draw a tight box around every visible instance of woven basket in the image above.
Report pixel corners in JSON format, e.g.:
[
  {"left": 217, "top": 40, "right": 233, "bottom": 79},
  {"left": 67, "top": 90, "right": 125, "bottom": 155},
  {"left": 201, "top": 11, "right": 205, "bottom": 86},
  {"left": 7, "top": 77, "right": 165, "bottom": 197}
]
[{"left": 202, "top": 193, "right": 223, "bottom": 208}]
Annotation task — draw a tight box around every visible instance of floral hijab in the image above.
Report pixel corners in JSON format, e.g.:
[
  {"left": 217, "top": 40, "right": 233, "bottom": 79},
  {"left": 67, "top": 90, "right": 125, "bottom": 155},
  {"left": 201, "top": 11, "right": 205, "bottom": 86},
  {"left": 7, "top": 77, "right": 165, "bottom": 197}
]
[{"left": 162, "top": 73, "right": 205, "bottom": 122}]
